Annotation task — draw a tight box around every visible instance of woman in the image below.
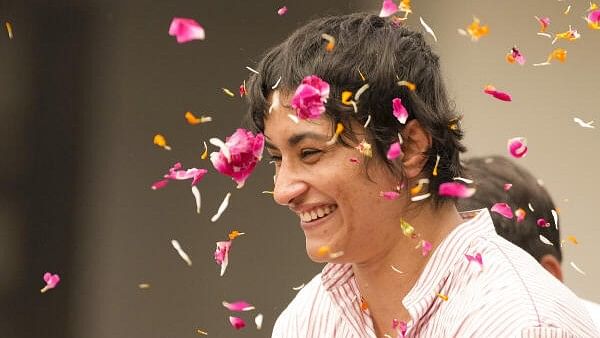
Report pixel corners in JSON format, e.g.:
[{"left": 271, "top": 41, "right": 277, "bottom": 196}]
[{"left": 245, "top": 12, "right": 598, "bottom": 338}]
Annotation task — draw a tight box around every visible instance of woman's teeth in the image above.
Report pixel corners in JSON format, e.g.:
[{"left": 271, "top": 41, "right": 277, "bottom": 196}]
[{"left": 300, "top": 205, "right": 337, "bottom": 222}]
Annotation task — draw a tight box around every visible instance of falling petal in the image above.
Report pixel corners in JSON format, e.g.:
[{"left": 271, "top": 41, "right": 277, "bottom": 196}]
[
  {"left": 564, "top": 5, "right": 572, "bottom": 15},
  {"left": 201, "top": 141, "right": 209, "bottom": 160},
  {"left": 465, "top": 253, "right": 483, "bottom": 272},
  {"left": 453, "top": 177, "right": 474, "bottom": 184},
  {"left": 277, "top": 6, "right": 288, "bottom": 16},
  {"left": 255, "top": 313, "right": 264, "bottom": 330},
  {"left": 503, "top": 183, "right": 513, "bottom": 191},
  {"left": 292, "top": 283, "right": 305, "bottom": 291},
  {"left": 245, "top": 66, "right": 259, "bottom": 74},
  {"left": 432, "top": 154, "right": 441, "bottom": 176},
  {"left": 507, "top": 137, "right": 528, "bottom": 158},
  {"left": 573, "top": 117, "right": 595, "bottom": 128},
  {"left": 540, "top": 235, "right": 553, "bottom": 245},
  {"left": 567, "top": 235, "right": 579, "bottom": 245},
  {"left": 356, "top": 140, "right": 373, "bottom": 157},
  {"left": 168, "top": 18, "right": 205, "bottom": 43},
  {"left": 551, "top": 209, "right": 559, "bottom": 229},
  {"left": 438, "top": 182, "right": 476, "bottom": 198},
  {"left": 171, "top": 240, "right": 192, "bottom": 266},
  {"left": 222, "top": 88, "right": 235, "bottom": 97},
  {"left": 185, "top": 111, "right": 201, "bottom": 125},
  {"left": 6, "top": 22, "right": 13, "bottom": 39},
  {"left": 211, "top": 192, "right": 232, "bottom": 222},
  {"left": 151, "top": 179, "right": 170, "bottom": 190},
  {"left": 210, "top": 129, "right": 264, "bottom": 188},
  {"left": 386, "top": 142, "right": 402, "bottom": 160},
  {"left": 534, "top": 16, "right": 551, "bottom": 32},
  {"left": 463, "top": 17, "right": 489, "bottom": 41},
  {"left": 420, "top": 240, "right": 433, "bottom": 256},
  {"left": 483, "top": 85, "right": 512, "bottom": 102},
  {"left": 229, "top": 316, "right": 246, "bottom": 330},
  {"left": 214, "top": 241, "right": 232, "bottom": 276},
  {"left": 380, "top": 191, "right": 401, "bottom": 200},
  {"left": 552, "top": 25, "right": 580, "bottom": 44},
  {"left": 379, "top": 0, "right": 398, "bottom": 17},
  {"left": 153, "top": 134, "right": 172, "bottom": 150},
  {"left": 419, "top": 17, "right": 438, "bottom": 42},
  {"left": 528, "top": 202, "right": 535, "bottom": 212},
  {"left": 391, "top": 265, "right": 404, "bottom": 274},
  {"left": 400, "top": 219, "right": 415, "bottom": 237},
  {"left": 192, "top": 186, "right": 201, "bottom": 214},
  {"left": 40, "top": 272, "right": 61, "bottom": 293},
  {"left": 570, "top": 261, "right": 586, "bottom": 275},
  {"left": 491, "top": 203, "right": 513, "bottom": 219},
  {"left": 138, "top": 283, "right": 150, "bottom": 289},
  {"left": 291, "top": 75, "right": 330, "bottom": 120},
  {"left": 222, "top": 300, "right": 255, "bottom": 312},
  {"left": 196, "top": 329, "right": 208, "bottom": 335},
  {"left": 228, "top": 230, "right": 244, "bottom": 240},
  {"left": 325, "top": 123, "right": 344, "bottom": 146}
]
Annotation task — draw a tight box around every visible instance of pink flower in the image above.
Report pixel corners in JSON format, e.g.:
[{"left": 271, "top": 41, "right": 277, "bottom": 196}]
[
  {"left": 229, "top": 316, "right": 246, "bottom": 330},
  {"left": 214, "top": 241, "right": 232, "bottom": 276},
  {"left": 380, "top": 191, "right": 400, "bottom": 200},
  {"left": 379, "top": 0, "right": 398, "bottom": 17},
  {"left": 223, "top": 300, "right": 255, "bottom": 312},
  {"left": 392, "top": 98, "right": 409, "bottom": 124},
  {"left": 588, "top": 10, "right": 600, "bottom": 24},
  {"left": 277, "top": 6, "right": 288, "bottom": 16},
  {"left": 491, "top": 202, "right": 513, "bottom": 219},
  {"left": 537, "top": 218, "right": 550, "bottom": 228},
  {"left": 152, "top": 163, "right": 208, "bottom": 190},
  {"left": 290, "top": 75, "right": 330, "bottom": 120},
  {"left": 168, "top": 18, "right": 205, "bottom": 43},
  {"left": 507, "top": 137, "right": 528, "bottom": 158},
  {"left": 386, "top": 142, "right": 402, "bottom": 160},
  {"left": 483, "top": 85, "right": 512, "bottom": 101},
  {"left": 40, "top": 272, "right": 60, "bottom": 293},
  {"left": 210, "top": 129, "right": 265, "bottom": 188},
  {"left": 438, "top": 182, "right": 476, "bottom": 198}
]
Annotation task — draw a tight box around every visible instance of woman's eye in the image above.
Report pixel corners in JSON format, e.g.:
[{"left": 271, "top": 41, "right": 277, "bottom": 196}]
[
  {"left": 268, "top": 154, "right": 282, "bottom": 163},
  {"left": 301, "top": 149, "right": 322, "bottom": 159}
]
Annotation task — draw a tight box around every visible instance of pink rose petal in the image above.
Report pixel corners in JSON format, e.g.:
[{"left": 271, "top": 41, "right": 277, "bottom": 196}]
[
  {"left": 515, "top": 208, "right": 526, "bottom": 222},
  {"left": 277, "top": 6, "right": 288, "bottom": 16},
  {"left": 229, "top": 316, "right": 246, "bottom": 330},
  {"left": 421, "top": 240, "right": 432, "bottom": 256},
  {"left": 588, "top": 9, "right": 600, "bottom": 24},
  {"left": 438, "top": 182, "right": 476, "bottom": 198},
  {"left": 507, "top": 137, "right": 528, "bottom": 158},
  {"left": 465, "top": 253, "right": 483, "bottom": 270},
  {"left": 41, "top": 272, "right": 60, "bottom": 293},
  {"left": 491, "top": 202, "right": 514, "bottom": 219},
  {"left": 379, "top": 0, "right": 398, "bottom": 17},
  {"left": 214, "top": 241, "right": 232, "bottom": 276},
  {"left": 392, "top": 98, "right": 409, "bottom": 124},
  {"left": 210, "top": 129, "right": 264, "bottom": 188},
  {"left": 168, "top": 18, "right": 205, "bottom": 43},
  {"left": 380, "top": 191, "right": 400, "bottom": 200},
  {"left": 386, "top": 142, "right": 402, "bottom": 160},
  {"left": 503, "top": 183, "right": 513, "bottom": 191},
  {"left": 151, "top": 179, "right": 169, "bottom": 190},
  {"left": 537, "top": 218, "right": 550, "bottom": 228},
  {"left": 153, "top": 163, "right": 208, "bottom": 189},
  {"left": 484, "top": 85, "right": 512, "bottom": 101},
  {"left": 291, "top": 75, "right": 330, "bottom": 120},
  {"left": 222, "top": 300, "right": 255, "bottom": 312}
]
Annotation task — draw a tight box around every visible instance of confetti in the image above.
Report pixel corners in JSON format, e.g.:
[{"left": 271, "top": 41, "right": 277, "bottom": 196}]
[
  {"left": 196, "top": 329, "right": 208, "bottom": 335},
  {"left": 228, "top": 230, "right": 244, "bottom": 240},
  {"left": 153, "top": 134, "right": 172, "bottom": 150},
  {"left": 229, "top": 316, "right": 246, "bottom": 330},
  {"left": 515, "top": 208, "right": 527, "bottom": 222},
  {"left": 507, "top": 137, "right": 528, "bottom": 158},
  {"left": 432, "top": 154, "right": 441, "bottom": 176},
  {"left": 222, "top": 300, "right": 255, "bottom": 312},
  {"left": 292, "top": 283, "right": 305, "bottom": 291},
  {"left": 438, "top": 182, "right": 476, "bottom": 198},
  {"left": 321, "top": 33, "right": 336, "bottom": 52},
  {"left": 392, "top": 98, "right": 409, "bottom": 124},
  {"left": 192, "top": 186, "right": 201, "bottom": 214},
  {"left": 356, "top": 140, "right": 373, "bottom": 157},
  {"left": 168, "top": 18, "right": 205, "bottom": 43},
  {"left": 171, "top": 240, "right": 192, "bottom": 266},
  {"left": 534, "top": 16, "right": 551, "bottom": 32},
  {"left": 573, "top": 117, "right": 595, "bottom": 128},
  {"left": 255, "top": 314, "right": 264, "bottom": 330},
  {"left": 277, "top": 6, "right": 288, "bottom": 16},
  {"left": 552, "top": 26, "right": 580, "bottom": 44},
  {"left": 210, "top": 129, "right": 265, "bottom": 188},
  {"left": 400, "top": 219, "right": 415, "bottom": 237},
  {"left": 570, "top": 261, "right": 586, "bottom": 275},
  {"left": 386, "top": 142, "right": 402, "bottom": 160},
  {"left": 138, "top": 283, "right": 151, "bottom": 289},
  {"left": 215, "top": 241, "right": 232, "bottom": 276},
  {"left": 411, "top": 193, "right": 431, "bottom": 202},
  {"left": 436, "top": 293, "right": 448, "bottom": 301},
  {"left": 484, "top": 85, "right": 512, "bottom": 102},
  {"left": 506, "top": 46, "right": 526, "bottom": 65},
  {"left": 291, "top": 75, "right": 330, "bottom": 120},
  {"left": 325, "top": 123, "right": 344, "bottom": 146},
  {"left": 533, "top": 48, "right": 567, "bottom": 66},
  {"left": 201, "top": 141, "right": 209, "bottom": 160},
  {"left": 540, "top": 235, "right": 553, "bottom": 245},
  {"left": 379, "top": 0, "right": 398, "bottom": 17},
  {"left": 6, "top": 22, "right": 13, "bottom": 39},
  {"left": 222, "top": 88, "right": 235, "bottom": 97},
  {"left": 491, "top": 203, "right": 514, "bottom": 219},
  {"left": 211, "top": 192, "right": 232, "bottom": 222},
  {"left": 410, "top": 178, "right": 430, "bottom": 195},
  {"left": 459, "top": 17, "right": 489, "bottom": 41},
  {"left": 397, "top": 80, "right": 416, "bottom": 91},
  {"left": 40, "top": 272, "right": 60, "bottom": 293},
  {"left": 419, "top": 17, "right": 438, "bottom": 42}
]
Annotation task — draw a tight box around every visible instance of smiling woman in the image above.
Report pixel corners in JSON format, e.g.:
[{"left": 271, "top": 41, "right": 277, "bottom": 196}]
[{"left": 244, "top": 12, "right": 598, "bottom": 338}]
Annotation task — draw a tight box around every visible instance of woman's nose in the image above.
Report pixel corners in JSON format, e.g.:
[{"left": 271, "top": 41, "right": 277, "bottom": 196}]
[{"left": 273, "top": 163, "right": 308, "bottom": 206}]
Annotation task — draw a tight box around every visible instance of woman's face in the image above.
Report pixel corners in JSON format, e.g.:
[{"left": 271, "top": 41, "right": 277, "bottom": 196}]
[{"left": 264, "top": 94, "right": 409, "bottom": 264}]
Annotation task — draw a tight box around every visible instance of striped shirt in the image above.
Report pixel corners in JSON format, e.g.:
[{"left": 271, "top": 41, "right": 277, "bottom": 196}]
[{"left": 272, "top": 209, "right": 599, "bottom": 337}]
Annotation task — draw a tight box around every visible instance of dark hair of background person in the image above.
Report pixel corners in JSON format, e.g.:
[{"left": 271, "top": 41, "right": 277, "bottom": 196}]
[
  {"left": 458, "top": 155, "right": 562, "bottom": 262},
  {"left": 244, "top": 12, "right": 466, "bottom": 207}
]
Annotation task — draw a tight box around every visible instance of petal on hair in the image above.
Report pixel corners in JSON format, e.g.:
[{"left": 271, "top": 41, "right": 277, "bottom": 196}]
[
  {"left": 379, "top": 0, "right": 398, "bottom": 17},
  {"left": 392, "top": 98, "right": 409, "bottom": 124},
  {"left": 507, "top": 137, "right": 528, "bottom": 158},
  {"left": 539, "top": 235, "right": 553, "bottom": 245},
  {"left": 438, "top": 182, "right": 476, "bottom": 198},
  {"left": 503, "top": 183, "right": 513, "bottom": 191},
  {"left": 491, "top": 202, "right": 514, "bottom": 219},
  {"left": 515, "top": 208, "right": 526, "bottom": 222},
  {"left": 386, "top": 142, "right": 402, "bottom": 160},
  {"left": 536, "top": 218, "right": 551, "bottom": 228}
]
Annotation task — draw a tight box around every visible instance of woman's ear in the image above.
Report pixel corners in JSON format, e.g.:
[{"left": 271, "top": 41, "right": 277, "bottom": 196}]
[
  {"left": 540, "top": 254, "right": 563, "bottom": 282},
  {"left": 401, "top": 120, "right": 432, "bottom": 179}
]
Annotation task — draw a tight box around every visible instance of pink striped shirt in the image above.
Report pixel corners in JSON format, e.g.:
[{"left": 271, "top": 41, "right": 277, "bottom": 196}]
[{"left": 272, "top": 209, "right": 599, "bottom": 337}]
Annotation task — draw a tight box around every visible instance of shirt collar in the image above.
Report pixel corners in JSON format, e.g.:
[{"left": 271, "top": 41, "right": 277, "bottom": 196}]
[{"left": 321, "top": 209, "right": 495, "bottom": 321}]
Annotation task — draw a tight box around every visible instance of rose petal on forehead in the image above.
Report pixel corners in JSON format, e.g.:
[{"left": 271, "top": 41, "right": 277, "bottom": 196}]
[
  {"left": 438, "top": 182, "right": 476, "bottom": 198},
  {"left": 491, "top": 203, "right": 514, "bottom": 219},
  {"left": 291, "top": 75, "right": 329, "bottom": 120}
]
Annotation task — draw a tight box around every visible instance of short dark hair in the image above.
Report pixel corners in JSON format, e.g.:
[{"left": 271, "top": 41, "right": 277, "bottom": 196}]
[
  {"left": 245, "top": 12, "right": 465, "bottom": 206},
  {"left": 457, "top": 156, "right": 562, "bottom": 262}
]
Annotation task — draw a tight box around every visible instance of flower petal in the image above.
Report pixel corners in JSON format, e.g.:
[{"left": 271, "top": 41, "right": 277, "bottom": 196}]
[
  {"left": 438, "top": 182, "right": 476, "bottom": 198},
  {"left": 386, "top": 142, "right": 402, "bottom": 160},
  {"left": 491, "top": 202, "right": 513, "bottom": 219},
  {"left": 277, "top": 6, "right": 288, "bottom": 16},
  {"left": 507, "top": 137, "right": 528, "bottom": 158},
  {"left": 380, "top": 191, "right": 400, "bottom": 200},
  {"left": 379, "top": 0, "right": 398, "bottom": 17},
  {"left": 222, "top": 300, "right": 255, "bottom": 312},
  {"left": 168, "top": 18, "right": 205, "bottom": 43},
  {"left": 229, "top": 316, "right": 246, "bottom": 330},
  {"left": 392, "top": 98, "right": 409, "bottom": 124}
]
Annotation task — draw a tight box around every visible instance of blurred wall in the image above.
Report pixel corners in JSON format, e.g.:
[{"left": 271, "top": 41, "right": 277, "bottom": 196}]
[{"left": 0, "top": 0, "right": 598, "bottom": 338}]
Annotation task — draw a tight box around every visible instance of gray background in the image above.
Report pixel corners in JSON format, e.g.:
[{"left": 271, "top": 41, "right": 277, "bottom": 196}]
[{"left": 1, "top": 0, "right": 598, "bottom": 337}]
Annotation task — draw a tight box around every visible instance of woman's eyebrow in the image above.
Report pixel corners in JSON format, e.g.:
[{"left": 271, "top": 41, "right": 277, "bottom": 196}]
[{"left": 265, "top": 132, "right": 329, "bottom": 150}]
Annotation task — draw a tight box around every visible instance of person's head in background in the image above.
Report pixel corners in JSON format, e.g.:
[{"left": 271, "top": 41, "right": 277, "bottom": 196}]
[{"left": 457, "top": 155, "right": 563, "bottom": 281}]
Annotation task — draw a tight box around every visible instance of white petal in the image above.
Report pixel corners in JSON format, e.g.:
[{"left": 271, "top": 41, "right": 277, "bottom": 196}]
[{"left": 211, "top": 192, "right": 232, "bottom": 223}]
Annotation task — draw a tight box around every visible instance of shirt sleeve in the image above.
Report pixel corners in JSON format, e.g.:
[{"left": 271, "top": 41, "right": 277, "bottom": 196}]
[
  {"left": 272, "top": 307, "right": 297, "bottom": 338},
  {"left": 521, "top": 327, "right": 576, "bottom": 338}
]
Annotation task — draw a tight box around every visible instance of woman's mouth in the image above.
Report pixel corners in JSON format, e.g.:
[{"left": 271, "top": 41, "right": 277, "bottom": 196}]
[{"left": 298, "top": 205, "right": 337, "bottom": 229}]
